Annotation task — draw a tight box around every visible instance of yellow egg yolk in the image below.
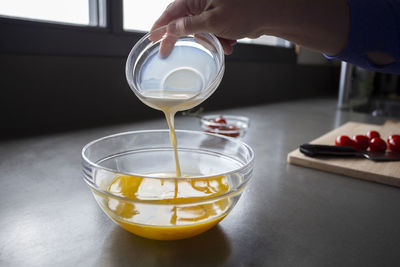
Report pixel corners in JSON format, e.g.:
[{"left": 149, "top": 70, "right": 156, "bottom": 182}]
[{"left": 103, "top": 174, "right": 230, "bottom": 240}]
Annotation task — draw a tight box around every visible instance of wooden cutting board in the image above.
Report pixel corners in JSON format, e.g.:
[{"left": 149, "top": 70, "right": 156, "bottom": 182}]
[{"left": 287, "top": 120, "right": 400, "bottom": 187}]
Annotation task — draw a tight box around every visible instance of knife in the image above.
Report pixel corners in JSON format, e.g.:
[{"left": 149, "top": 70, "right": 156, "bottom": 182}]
[{"left": 300, "top": 144, "right": 400, "bottom": 162}]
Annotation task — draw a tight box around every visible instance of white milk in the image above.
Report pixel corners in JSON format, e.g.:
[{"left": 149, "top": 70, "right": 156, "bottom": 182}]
[{"left": 140, "top": 67, "right": 207, "bottom": 177}]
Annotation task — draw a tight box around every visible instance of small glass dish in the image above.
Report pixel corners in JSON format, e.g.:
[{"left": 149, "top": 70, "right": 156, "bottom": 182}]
[
  {"left": 82, "top": 130, "right": 254, "bottom": 240},
  {"left": 125, "top": 26, "right": 225, "bottom": 111},
  {"left": 200, "top": 115, "right": 250, "bottom": 138}
]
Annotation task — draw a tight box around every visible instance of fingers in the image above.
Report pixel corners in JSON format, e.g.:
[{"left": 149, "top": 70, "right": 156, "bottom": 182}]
[
  {"left": 158, "top": 33, "right": 235, "bottom": 58},
  {"left": 158, "top": 15, "right": 236, "bottom": 57},
  {"left": 150, "top": 0, "right": 207, "bottom": 44},
  {"left": 150, "top": 0, "right": 224, "bottom": 57},
  {"left": 151, "top": 0, "right": 190, "bottom": 32},
  {"left": 218, "top": 38, "right": 237, "bottom": 55},
  {"left": 158, "top": 13, "right": 211, "bottom": 57},
  {"left": 167, "top": 12, "right": 210, "bottom": 36},
  {"left": 222, "top": 38, "right": 237, "bottom": 46},
  {"left": 148, "top": 25, "right": 167, "bottom": 43},
  {"left": 159, "top": 34, "right": 179, "bottom": 58},
  {"left": 151, "top": 0, "right": 212, "bottom": 31},
  {"left": 149, "top": 0, "right": 186, "bottom": 42}
]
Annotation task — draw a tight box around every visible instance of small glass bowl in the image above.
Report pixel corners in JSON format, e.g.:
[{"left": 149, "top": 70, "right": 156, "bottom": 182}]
[
  {"left": 200, "top": 115, "right": 250, "bottom": 138},
  {"left": 82, "top": 130, "right": 254, "bottom": 240},
  {"left": 125, "top": 27, "right": 225, "bottom": 111}
]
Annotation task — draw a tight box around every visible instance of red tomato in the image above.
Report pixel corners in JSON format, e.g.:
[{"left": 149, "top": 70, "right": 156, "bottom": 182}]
[
  {"left": 352, "top": 135, "right": 369, "bottom": 150},
  {"left": 225, "top": 125, "right": 240, "bottom": 137},
  {"left": 208, "top": 116, "right": 227, "bottom": 129},
  {"left": 388, "top": 134, "right": 400, "bottom": 141},
  {"left": 387, "top": 135, "right": 400, "bottom": 152},
  {"left": 213, "top": 116, "right": 227, "bottom": 124},
  {"left": 369, "top": 137, "right": 387, "bottom": 152},
  {"left": 335, "top": 135, "right": 356, "bottom": 148},
  {"left": 366, "top": 130, "right": 380, "bottom": 140}
]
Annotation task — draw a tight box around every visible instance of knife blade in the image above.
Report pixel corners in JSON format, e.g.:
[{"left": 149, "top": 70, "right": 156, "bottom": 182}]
[{"left": 299, "top": 144, "right": 400, "bottom": 162}]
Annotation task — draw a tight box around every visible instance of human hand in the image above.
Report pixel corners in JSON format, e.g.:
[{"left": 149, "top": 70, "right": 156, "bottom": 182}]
[{"left": 150, "top": 0, "right": 271, "bottom": 57}]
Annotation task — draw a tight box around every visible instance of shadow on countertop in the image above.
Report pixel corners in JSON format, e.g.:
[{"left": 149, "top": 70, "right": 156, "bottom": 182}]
[{"left": 96, "top": 224, "right": 231, "bottom": 267}]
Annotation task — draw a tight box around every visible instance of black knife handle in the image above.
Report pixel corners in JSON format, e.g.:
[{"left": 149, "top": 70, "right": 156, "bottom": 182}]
[{"left": 300, "top": 144, "right": 358, "bottom": 157}]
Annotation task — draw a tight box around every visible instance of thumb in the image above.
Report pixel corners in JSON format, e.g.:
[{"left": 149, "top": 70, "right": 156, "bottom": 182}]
[{"left": 167, "top": 13, "right": 211, "bottom": 36}]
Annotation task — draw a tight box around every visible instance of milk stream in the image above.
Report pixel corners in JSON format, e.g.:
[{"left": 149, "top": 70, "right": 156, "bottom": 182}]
[{"left": 139, "top": 67, "right": 206, "bottom": 178}]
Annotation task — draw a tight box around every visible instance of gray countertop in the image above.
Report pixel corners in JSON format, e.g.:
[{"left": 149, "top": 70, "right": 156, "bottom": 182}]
[{"left": 1, "top": 98, "right": 400, "bottom": 267}]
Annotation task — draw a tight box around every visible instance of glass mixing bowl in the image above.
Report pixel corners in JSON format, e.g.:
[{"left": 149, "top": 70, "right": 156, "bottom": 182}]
[
  {"left": 125, "top": 27, "right": 225, "bottom": 112},
  {"left": 82, "top": 130, "right": 254, "bottom": 240}
]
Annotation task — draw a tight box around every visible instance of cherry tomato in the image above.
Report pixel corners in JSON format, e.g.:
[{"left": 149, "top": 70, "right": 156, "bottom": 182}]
[
  {"left": 352, "top": 135, "right": 369, "bottom": 150},
  {"left": 388, "top": 134, "right": 400, "bottom": 141},
  {"left": 366, "top": 130, "right": 380, "bottom": 140},
  {"left": 369, "top": 137, "right": 387, "bottom": 152},
  {"left": 387, "top": 135, "right": 400, "bottom": 152},
  {"left": 213, "top": 116, "right": 227, "bottom": 124},
  {"left": 335, "top": 135, "right": 356, "bottom": 148},
  {"left": 208, "top": 116, "right": 227, "bottom": 129}
]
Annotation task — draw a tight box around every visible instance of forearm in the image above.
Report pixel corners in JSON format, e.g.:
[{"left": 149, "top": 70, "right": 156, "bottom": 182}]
[
  {"left": 263, "top": 0, "right": 350, "bottom": 56},
  {"left": 153, "top": 0, "right": 400, "bottom": 71}
]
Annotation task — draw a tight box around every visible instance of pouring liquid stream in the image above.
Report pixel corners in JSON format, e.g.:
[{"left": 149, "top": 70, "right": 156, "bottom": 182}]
[{"left": 140, "top": 67, "right": 205, "bottom": 178}]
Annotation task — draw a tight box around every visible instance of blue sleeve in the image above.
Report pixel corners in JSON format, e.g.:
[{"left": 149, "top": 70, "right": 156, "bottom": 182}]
[{"left": 325, "top": 0, "right": 400, "bottom": 74}]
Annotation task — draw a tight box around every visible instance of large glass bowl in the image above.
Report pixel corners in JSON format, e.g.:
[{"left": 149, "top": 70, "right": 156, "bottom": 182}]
[
  {"left": 125, "top": 27, "right": 225, "bottom": 112},
  {"left": 82, "top": 130, "right": 254, "bottom": 240}
]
